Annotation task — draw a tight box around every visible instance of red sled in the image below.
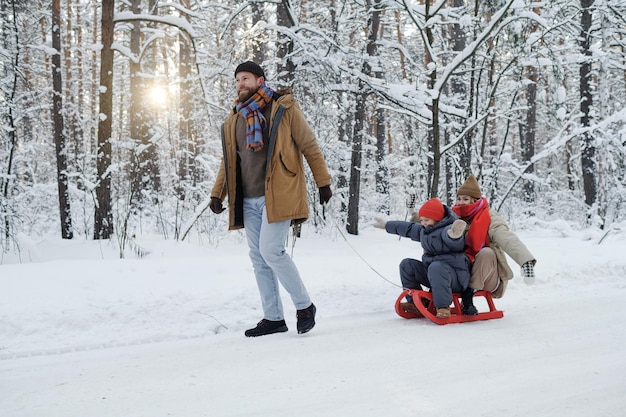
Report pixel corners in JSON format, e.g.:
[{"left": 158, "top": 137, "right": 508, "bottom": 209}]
[{"left": 394, "top": 288, "right": 504, "bottom": 325}]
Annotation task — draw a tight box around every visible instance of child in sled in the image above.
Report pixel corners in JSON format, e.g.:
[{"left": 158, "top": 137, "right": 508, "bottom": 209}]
[{"left": 374, "top": 198, "right": 470, "bottom": 318}]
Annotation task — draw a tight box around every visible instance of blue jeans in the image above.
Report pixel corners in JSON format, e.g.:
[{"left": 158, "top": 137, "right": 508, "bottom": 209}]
[{"left": 243, "top": 196, "right": 312, "bottom": 321}]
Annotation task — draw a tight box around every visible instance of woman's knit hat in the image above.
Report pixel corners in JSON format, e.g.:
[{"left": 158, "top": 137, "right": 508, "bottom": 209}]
[
  {"left": 457, "top": 174, "right": 482, "bottom": 199},
  {"left": 418, "top": 198, "right": 445, "bottom": 222},
  {"left": 235, "top": 61, "right": 265, "bottom": 78}
]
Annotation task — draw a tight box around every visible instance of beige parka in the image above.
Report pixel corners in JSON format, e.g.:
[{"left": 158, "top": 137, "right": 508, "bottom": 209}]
[
  {"left": 210, "top": 89, "right": 331, "bottom": 230},
  {"left": 489, "top": 209, "right": 536, "bottom": 298}
]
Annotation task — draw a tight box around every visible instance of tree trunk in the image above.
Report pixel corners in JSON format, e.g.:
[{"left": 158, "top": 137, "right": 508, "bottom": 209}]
[
  {"left": 446, "top": 0, "right": 467, "bottom": 201},
  {"left": 346, "top": 88, "right": 365, "bottom": 235},
  {"left": 52, "top": 0, "right": 73, "bottom": 239},
  {"left": 276, "top": 0, "right": 295, "bottom": 88},
  {"left": 330, "top": 0, "right": 348, "bottom": 214},
  {"left": 94, "top": 0, "right": 114, "bottom": 239},
  {"left": 129, "top": 0, "right": 148, "bottom": 205},
  {"left": 473, "top": 2, "right": 494, "bottom": 181},
  {"left": 177, "top": 0, "right": 194, "bottom": 190},
  {"left": 520, "top": 5, "right": 541, "bottom": 204},
  {"left": 579, "top": 0, "right": 597, "bottom": 211},
  {"left": 429, "top": 96, "right": 441, "bottom": 198},
  {"left": 346, "top": 0, "right": 384, "bottom": 234},
  {"left": 336, "top": 107, "right": 350, "bottom": 214},
  {"left": 1, "top": 0, "right": 19, "bottom": 240},
  {"left": 394, "top": 10, "right": 407, "bottom": 80},
  {"left": 520, "top": 64, "right": 537, "bottom": 203},
  {"left": 251, "top": 2, "right": 265, "bottom": 64},
  {"left": 372, "top": 1, "right": 388, "bottom": 213},
  {"left": 90, "top": 6, "right": 99, "bottom": 155},
  {"left": 423, "top": 1, "right": 439, "bottom": 198},
  {"left": 375, "top": 106, "right": 389, "bottom": 213}
]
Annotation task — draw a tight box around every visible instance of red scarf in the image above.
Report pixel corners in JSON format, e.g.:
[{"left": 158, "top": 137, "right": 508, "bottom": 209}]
[{"left": 452, "top": 197, "right": 491, "bottom": 263}]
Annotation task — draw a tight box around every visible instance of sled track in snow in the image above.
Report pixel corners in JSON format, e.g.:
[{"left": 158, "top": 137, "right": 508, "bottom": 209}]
[{"left": 0, "top": 326, "right": 227, "bottom": 360}]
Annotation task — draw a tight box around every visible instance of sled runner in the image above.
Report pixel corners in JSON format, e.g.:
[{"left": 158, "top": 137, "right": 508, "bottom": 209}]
[{"left": 394, "top": 288, "right": 504, "bottom": 325}]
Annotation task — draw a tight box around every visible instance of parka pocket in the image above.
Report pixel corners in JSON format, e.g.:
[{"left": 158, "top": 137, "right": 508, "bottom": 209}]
[
  {"left": 279, "top": 152, "right": 297, "bottom": 177},
  {"left": 270, "top": 152, "right": 299, "bottom": 194}
]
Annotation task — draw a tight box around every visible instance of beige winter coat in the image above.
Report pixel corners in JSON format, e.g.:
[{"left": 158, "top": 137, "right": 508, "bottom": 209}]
[
  {"left": 488, "top": 209, "right": 536, "bottom": 297},
  {"left": 211, "top": 90, "right": 331, "bottom": 230}
]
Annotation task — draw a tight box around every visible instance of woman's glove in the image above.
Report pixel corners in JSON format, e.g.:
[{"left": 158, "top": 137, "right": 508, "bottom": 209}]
[{"left": 521, "top": 261, "right": 535, "bottom": 285}]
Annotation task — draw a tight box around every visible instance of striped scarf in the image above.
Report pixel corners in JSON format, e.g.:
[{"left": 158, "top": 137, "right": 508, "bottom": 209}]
[
  {"left": 235, "top": 84, "right": 274, "bottom": 152},
  {"left": 452, "top": 197, "right": 491, "bottom": 263}
]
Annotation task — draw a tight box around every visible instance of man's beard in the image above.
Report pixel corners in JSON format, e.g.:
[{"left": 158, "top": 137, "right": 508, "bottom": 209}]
[{"left": 238, "top": 86, "right": 259, "bottom": 102}]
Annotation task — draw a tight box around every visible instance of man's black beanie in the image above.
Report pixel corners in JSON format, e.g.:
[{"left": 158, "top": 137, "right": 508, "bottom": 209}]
[{"left": 235, "top": 61, "right": 265, "bottom": 78}]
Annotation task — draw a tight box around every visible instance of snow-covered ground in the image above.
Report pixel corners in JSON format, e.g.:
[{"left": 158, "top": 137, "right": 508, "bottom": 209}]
[{"left": 1, "top": 219, "right": 626, "bottom": 417}]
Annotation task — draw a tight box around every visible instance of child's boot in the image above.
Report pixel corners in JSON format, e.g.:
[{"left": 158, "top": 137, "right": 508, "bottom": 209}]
[{"left": 400, "top": 301, "right": 420, "bottom": 314}]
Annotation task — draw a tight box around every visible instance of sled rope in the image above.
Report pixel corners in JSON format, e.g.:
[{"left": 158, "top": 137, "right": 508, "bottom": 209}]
[{"left": 328, "top": 210, "right": 401, "bottom": 288}]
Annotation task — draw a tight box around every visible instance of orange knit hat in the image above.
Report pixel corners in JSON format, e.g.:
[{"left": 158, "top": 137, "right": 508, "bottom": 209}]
[
  {"left": 418, "top": 198, "right": 445, "bottom": 222},
  {"left": 457, "top": 174, "right": 482, "bottom": 199}
]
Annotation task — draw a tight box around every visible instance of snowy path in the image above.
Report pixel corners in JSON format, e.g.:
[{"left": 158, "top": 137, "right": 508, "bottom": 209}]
[
  {"left": 2, "top": 296, "right": 624, "bottom": 417},
  {"left": 1, "top": 227, "right": 626, "bottom": 416}
]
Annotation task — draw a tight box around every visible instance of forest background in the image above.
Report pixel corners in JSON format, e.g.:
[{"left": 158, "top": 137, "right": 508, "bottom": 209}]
[{"left": 1, "top": 0, "right": 625, "bottom": 256}]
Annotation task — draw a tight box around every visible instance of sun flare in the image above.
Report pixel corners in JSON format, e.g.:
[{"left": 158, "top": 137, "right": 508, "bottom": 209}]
[{"left": 149, "top": 86, "right": 167, "bottom": 106}]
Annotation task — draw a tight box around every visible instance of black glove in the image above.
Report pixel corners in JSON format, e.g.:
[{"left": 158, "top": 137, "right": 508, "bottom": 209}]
[
  {"left": 319, "top": 185, "right": 332, "bottom": 205},
  {"left": 209, "top": 197, "right": 225, "bottom": 214}
]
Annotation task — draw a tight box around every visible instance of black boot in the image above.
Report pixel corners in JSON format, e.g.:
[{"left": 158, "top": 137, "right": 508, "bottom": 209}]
[
  {"left": 244, "top": 319, "right": 288, "bottom": 337},
  {"left": 296, "top": 303, "right": 316, "bottom": 334},
  {"left": 462, "top": 287, "right": 478, "bottom": 316}
]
